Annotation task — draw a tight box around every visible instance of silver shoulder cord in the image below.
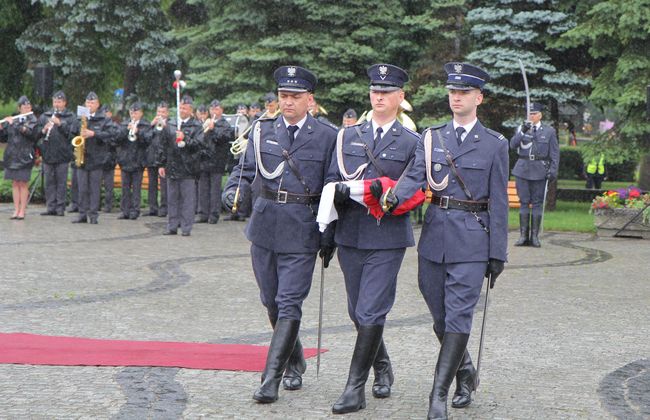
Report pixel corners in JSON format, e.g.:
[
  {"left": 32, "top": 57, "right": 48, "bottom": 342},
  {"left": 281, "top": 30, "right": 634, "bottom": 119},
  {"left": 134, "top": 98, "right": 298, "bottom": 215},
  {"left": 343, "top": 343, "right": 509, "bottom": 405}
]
[
  {"left": 424, "top": 128, "right": 448, "bottom": 191},
  {"left": 336, "top": 127, "right": 367, "bottom": 181},
  {"left": 253, "top": 122, "right": 284, "bottom": 180}
]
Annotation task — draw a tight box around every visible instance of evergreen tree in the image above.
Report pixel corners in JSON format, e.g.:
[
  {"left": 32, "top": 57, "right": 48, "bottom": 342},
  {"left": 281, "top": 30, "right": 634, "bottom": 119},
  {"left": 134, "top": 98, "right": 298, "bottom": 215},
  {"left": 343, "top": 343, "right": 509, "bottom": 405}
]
[
  {"left": 16, "top": 0, "right": 179, "bottom": 110},
  {"left": 465, "top": 0, "right": 589, "bottom": 131}
]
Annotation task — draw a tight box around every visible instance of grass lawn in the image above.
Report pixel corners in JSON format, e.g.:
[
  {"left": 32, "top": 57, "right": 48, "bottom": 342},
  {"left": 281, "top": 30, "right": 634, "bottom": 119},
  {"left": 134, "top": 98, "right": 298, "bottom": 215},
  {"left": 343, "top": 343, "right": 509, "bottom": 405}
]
[
  {"left": 556, "top": 179, "right": 634, "bottom": 190},
  {"left": 508, "top": 200, "right": 595, "bottom": 233}
]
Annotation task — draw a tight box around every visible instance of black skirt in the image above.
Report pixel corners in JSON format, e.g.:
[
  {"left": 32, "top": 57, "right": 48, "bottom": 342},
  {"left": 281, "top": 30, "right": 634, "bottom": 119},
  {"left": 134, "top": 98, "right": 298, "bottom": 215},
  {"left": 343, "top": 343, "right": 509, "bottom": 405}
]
[{"left": 4, "top": 166, "right": 33, "bottom": 182}]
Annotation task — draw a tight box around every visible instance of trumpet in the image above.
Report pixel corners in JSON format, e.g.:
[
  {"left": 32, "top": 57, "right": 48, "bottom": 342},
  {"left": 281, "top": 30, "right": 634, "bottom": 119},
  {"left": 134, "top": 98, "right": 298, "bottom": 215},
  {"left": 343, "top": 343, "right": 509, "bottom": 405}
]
[
  {"left": 229, "top": 109, "right": 280, "bottom": 156},
  {"left": 128, "top": 119, "right": 139, "bottom": 142},
  {"left": 71, "top": 116, "right": 87, "bottom": 167},
  {"left": 153, "top": 116, "right": 166, "bottom": 131},
  {"left": 202, "top": 116, "right": 215, "bottom": 133}
]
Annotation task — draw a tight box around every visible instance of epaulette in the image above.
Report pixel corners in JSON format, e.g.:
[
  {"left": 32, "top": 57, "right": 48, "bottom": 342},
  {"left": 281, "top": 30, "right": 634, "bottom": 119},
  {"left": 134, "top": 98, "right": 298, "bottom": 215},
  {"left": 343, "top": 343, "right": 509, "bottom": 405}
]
[
  {"left": 316, "top": 118, "right": 339, "bottom": 131},
  {"left": 485, "top": 127, "right": 507, "bottom": 141},
  {"left": 428, "top": 122, "right": 447, "bottom": 131},
  {"left": 403, "top": 126, "right": 420, "bottom": 138}
]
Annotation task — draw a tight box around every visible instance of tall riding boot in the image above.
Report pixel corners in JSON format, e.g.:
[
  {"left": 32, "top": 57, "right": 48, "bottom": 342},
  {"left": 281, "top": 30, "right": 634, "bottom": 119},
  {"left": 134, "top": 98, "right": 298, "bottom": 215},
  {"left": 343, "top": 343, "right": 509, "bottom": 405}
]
[
  {"left": 332, "top": 324, "right": 384, "bottom": 414},
  {"left": 428, "top": 333, "right": 470, "bottom": 420},
  {"left": 530, "top": 214, "right": 542, "bottom": 248},
  {"left": 433, "top": 329, "right": 475, "bottom": 409},
  {"left": 514, "top": 213, "right": 530, "bottom": 246},
  {"left": 253, "top": 319, "right": 300, "bottom": 403},
  {"left": 372, "top": 339, "right": 394, "bottom": 398},
  {"left": 267, "top": 314, "right": 307, "bottom": 391}
]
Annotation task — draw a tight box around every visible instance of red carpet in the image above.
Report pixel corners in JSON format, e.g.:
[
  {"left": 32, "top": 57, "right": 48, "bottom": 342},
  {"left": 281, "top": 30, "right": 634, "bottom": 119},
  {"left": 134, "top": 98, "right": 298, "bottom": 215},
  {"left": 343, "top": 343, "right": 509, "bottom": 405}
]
[{"left": 0, "top": 333, "right": 326, "bottom": 371}]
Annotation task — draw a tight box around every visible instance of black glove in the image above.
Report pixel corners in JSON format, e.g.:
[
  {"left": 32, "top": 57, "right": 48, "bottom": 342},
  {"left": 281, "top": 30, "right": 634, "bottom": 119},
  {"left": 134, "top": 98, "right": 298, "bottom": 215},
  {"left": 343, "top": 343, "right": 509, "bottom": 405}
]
[
  {"left": 319, "top": 222, "right": 337, "bottom": 268},
  {"left": 521, "top": 121, "right": 532, "bottom": 133},
  {"left": 369, "top": 179, "right": 383, "bottom": 201},
  {"left": 380, "top": 189, "right": 399, "bottom": 213},
  {"left": 333, "top": 183, "right": 350, "bottom": 210},
  {"left": 222, "top": 189, "right": 236, "bottom": 211},
  {"left": 485, "top": 258, "right": 504, "bottom": 289},
  {"left": 545, "top": 172, "right": 556, "bottom": 182}
]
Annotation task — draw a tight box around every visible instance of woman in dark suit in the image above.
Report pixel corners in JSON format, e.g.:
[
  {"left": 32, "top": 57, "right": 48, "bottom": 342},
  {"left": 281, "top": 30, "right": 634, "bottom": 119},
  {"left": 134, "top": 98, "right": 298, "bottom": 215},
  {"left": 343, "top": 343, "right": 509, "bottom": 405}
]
[{"left": 0, "top": 96, "right": 38, "bottom": 220}]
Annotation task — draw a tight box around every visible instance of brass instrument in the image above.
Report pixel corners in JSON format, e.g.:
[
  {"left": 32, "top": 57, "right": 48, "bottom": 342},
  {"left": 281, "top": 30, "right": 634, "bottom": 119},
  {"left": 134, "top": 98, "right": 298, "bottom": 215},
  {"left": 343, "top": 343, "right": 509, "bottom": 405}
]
[
  {"left": 128, "top": 119, "right": 139, "bottom": 142},
  {"left": 71, "top": 116, "right": 87, "bottom": 167},
  {"left": 229, "top": 109, "right": 279, "bottom": 156},
  {"left": 356, "top": 99, "right": 417, "bottom": 131},
  {"left": 154, "top": 116, "right": 165, "bottom": 131},
  {"left": 44, "top": 111, "right": 59, "bottom": 142},
  {"left": 202, "top": 116, "right": 215, "bottom": 133}
]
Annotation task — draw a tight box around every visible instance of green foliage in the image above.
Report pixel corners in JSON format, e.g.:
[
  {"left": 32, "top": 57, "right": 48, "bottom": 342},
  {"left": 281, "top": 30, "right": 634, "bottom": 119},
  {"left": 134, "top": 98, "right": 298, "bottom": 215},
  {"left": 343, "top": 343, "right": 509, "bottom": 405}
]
[{"left": 508, "top": 200, "right": 596, "bottom": 232}]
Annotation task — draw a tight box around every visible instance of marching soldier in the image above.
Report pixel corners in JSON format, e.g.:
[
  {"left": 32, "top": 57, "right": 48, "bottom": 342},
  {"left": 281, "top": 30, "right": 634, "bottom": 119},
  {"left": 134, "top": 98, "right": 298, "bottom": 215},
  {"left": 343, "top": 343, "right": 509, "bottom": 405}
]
[
  {"left": 510, "top": 102, "right": 559, "bottom": 247},
  {"left": 0, "top": 96, "right": 38, "bottom": 220},
  {"left": 72, "top": 92, "right": 116, "bottom": 224},
  {"left": 158, "top": 95, "right": 203, "bottom": 236},
  {"left": 326, "top": 64, "right": 419, "bottom": 414},
  {"left": 114, "top": 102, "right": 151, "bottom": 220},
  {"left": 145, "top": 102, "right": 170, "bottom": 217},
  {"left": 37, "top": 90, "right": 78, "bottom": 216},
  {"left": 197, "top": 100, "right": 233, "bottom": 224},
  {"left": 380, "top": 63, "right": 508, "bottom": 419},
  {"left": 100, "top": 106, "right": 118, "bottom": 213},
  {"left": 222, "top": 65, "right": 337, "bottom": 404}
]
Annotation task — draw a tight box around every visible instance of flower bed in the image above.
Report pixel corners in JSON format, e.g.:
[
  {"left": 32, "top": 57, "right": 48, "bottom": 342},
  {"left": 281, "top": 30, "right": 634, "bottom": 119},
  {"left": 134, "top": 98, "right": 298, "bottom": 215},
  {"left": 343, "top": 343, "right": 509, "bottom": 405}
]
[{"left": 591, "top": 187, "right": 650, "bottom": 238}]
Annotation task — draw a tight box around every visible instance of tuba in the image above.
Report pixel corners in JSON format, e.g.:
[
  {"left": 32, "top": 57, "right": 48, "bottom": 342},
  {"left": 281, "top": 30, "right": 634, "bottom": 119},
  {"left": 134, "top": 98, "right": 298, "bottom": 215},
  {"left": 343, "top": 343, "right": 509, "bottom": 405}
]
[{"left": 71, "top": 116, "right": 87, "bottom": 167}]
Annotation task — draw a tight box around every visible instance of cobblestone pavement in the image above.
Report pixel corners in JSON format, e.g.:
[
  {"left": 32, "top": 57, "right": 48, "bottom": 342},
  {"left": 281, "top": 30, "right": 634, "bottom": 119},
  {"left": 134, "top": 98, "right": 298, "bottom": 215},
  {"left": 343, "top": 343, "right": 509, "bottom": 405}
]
[{"left": 0, "top": 204, "right": 648, "bottom": 419}]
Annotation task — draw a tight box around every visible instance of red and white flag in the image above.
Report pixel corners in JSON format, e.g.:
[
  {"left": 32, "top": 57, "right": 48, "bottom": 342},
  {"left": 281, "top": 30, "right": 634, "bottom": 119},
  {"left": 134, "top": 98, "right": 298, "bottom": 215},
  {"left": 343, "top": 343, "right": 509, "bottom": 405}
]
[{"left": 317, "top": 177, "right": 425, "bottom": 232}]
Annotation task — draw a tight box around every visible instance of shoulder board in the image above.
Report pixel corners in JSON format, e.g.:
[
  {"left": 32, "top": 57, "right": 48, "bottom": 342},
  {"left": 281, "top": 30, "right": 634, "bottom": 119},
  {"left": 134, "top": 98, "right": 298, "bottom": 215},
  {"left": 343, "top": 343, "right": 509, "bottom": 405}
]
[
  {"left": 428, "top": 122, "right": 447, "bottom": 131},
  {"left": 485, "top": 128, "right": 507, "bottom": 141},
  {"left": 256, "top": 116, "right": 276, "bottom": 123},
  {"left": 316, "top": 119, "right": 339, "bottom": 131},
  {"left": 402, "top": 126, "right": 420, "bottom": 138}
]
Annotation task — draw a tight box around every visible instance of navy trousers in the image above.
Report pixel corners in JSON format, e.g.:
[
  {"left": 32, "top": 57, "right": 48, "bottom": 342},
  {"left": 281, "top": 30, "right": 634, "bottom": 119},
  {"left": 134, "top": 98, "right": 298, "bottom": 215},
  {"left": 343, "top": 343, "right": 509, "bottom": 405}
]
[{"left": 515, "top": 177, "right": 547, "bottom": 217}]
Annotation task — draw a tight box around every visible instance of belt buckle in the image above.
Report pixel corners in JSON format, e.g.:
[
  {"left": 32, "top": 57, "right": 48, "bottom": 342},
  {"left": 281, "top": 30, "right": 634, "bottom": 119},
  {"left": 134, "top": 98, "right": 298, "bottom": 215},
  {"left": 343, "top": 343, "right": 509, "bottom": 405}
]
[
  {"left": 529, "top": 154, "right": 535, "bottom": 161},
  {"left": 276, "top": 190, "right": 288, "bottom": 204},
  {"left": 439, "top": 195, "right": 449, "bottom": 209}
]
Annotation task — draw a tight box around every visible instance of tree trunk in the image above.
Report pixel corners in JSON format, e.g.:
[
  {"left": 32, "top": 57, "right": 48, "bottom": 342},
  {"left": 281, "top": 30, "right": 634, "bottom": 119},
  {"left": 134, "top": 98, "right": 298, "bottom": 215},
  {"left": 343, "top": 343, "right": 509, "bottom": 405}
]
[
  {"left": 545, "top": 179, "right": 557, "bottom": 211},
  {"left": 639, "top": 153, "right": 650, "bottom": 191}
]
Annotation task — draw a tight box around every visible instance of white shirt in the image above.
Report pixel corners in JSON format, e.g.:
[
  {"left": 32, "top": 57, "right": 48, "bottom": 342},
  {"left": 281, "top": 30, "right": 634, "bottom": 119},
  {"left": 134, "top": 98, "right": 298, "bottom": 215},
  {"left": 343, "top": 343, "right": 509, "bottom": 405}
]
[
  {"left": 181, "top": 117, "right": 190, "bottom": 124},
  {"left": 452, "top": 118, "right": 477, "bottom": 143},
  {"left": 372, "top": 119, "right": 396, "bottom": 140},
  {"left": 283, "top": 114, "right": 308, "bottom": 137}
]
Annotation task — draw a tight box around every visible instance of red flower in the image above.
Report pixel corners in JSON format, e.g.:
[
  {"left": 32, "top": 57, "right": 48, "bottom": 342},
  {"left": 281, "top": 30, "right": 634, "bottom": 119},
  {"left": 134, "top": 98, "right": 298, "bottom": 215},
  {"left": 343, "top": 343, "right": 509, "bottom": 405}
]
[{"left": 629, "top": 189, "right": 641, "bottom": 198}]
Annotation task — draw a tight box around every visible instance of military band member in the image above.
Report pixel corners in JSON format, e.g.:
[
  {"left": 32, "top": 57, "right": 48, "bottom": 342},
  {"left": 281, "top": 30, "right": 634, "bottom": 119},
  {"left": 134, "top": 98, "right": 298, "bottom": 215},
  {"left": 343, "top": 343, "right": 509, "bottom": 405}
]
[
  {"left": 197, "top": 99, "right": 233, "bottom": 224},
  {"left": 249, "top": 102, "right": 262, "bottom": 120},
  {"left": 236, "top": 103, "right": 248, "bottom": 117},
  {"left": 145, "top": 102, "right": 170, "bottom": 217},
  {"left": 72, "top": 92, "right": 116, "bottom": 224},
  {"left": 510, "top": 102, "right": 559, "bottom": 247},
  {"left": 222, "top": 65, "right": 337, "bottom": 404},
  {"left": 0, "top": 96, "right": 38, "bottom": 220},
  {"left": 263, "top": 92, "right": 279, "bottom": 115},
  {"left": 380, "top": 63, "right": 508, "bottom": 419},
  {"left": 114, "top": 102, "right": 151, "bottom": 220},
  {"left": 37, "top": 90, "right": 78, "bottom": 216},
  {"left": 158, "top": 95, "right": 203, "bottom": 236},
  {"left": 100, "top": 105, "right": 117, "bottom": 213},
  {"left": 341, "top": 108, "right": 358, "bottom": 127},
  {"left": 326, "top": 64, "right": 419, "bottom": 414},
  {"left": 309, "top": 98, "right": 337, "bottom": 128}
]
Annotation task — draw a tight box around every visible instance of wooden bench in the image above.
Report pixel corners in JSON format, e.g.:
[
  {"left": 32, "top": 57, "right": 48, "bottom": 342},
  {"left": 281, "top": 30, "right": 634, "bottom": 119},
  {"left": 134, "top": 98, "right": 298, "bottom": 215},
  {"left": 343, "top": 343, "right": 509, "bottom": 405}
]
[
  {"left": 113, "top": 165, "right": 151, "bottom": 189},
  {"left": 508, "top": 180, "right": 520, "bottom": 208}
]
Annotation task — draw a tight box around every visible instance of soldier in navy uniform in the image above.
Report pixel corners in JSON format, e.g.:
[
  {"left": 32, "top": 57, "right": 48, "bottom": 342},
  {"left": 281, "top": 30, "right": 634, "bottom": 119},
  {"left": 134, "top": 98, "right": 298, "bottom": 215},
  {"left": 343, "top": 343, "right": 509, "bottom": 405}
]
[
  {"left": 158, "top": 95, "right": 203, "bottom": 236},
  {"left": 115, "top": 102, "right": 151, "bottom": 220},
  {"left": 145, "top": 102, "right": 170, "bottom": 217},
  {"left": 510, "top": 102, "right": 559, "bottom": 247},
  {"left": 100, "top": 105, "right": 118, "bottom": 213},
  {"left": 37, "top": 90, "right": 77, "bottom": 216},
  {"left": 263, "top": 92, "right": 279, "bottom": 116},
  {"left": 72, "top": 93, "right": 116, "bottom": 224},
  {"left": 342, "top": 108, "right": 358, "bottom": 127},
  {"left": 326, "top": 64, "right": 419, "bottom": 414},
  {"left": 222, "top": 65, "right": 337, "bottom": 404},
  {"left": 379, "top": 63, "right": 508, "bottom": 419}
]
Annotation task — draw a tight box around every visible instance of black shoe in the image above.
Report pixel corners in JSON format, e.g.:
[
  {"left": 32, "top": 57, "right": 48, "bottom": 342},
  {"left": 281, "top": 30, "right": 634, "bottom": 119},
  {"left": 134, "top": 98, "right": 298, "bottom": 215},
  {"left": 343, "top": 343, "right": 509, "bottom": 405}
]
[
  {"left": 427, "top": 333, "right": 470, "bottom": 420},
  {"left": 40, "top": 210, "right": 57, "bottom": 216},
  {"left": 208, "top": 215, "right": 219, "bottom": 224},
  {"left": 158, "top": 212, "right": 167, "bottom": 218},
  {"left": 129, "top": 214, "right": 139, "bottom": 220},
  {"left": 56, "top": 211, "right": 65, "bottom": 216},
  {"left": 181, "top": 231, "right": 190, "bottom": 236},
  {"left": 372, "top": 339, "right": 394, "bottom": 399},
  {"left": 117, "top": 214, "right": 129, "bottom": 220},
  {"left": 514, "top": 213, "right": 530, "bottom": 246},
  {"left": 283, "top": 338, "right": 306, "bottom": 391},
  {"left": 253, "top": 319, "right": 301, "bottom": 404},
  {"left": 144, "top": 210, "right": 157, "bottom": 216},
  {"left": 71, "top": 216, "right": 87, "bottom": 223},
  {"left": 530, "top": 215, "right": 542, "bottom": 248},
  {"left": 195, "top": 216, "right": 208, "bottom": 223},
  {"left": 67, "top": 205, "right": 79, "bottom": 213},
  {"left": 332, "top": 325, "right": 384, "bottom": 414},
  {"left": 89, "top": 218, "right": 98, "bottom": 224},
  {"left": 162, "top": 229, "right": 177, "bottom": 235}
]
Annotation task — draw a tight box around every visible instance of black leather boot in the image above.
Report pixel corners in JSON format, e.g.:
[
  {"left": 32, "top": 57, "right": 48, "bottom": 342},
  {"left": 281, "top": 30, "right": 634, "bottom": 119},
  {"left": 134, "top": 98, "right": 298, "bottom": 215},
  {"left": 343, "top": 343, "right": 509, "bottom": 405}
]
[
  {"left": 267, "top": 313, "right": 306, "bottom": 391},
  {"left": 514, "top": 213, "right": 530, "bottom": 246},
  {"left": 253, "top": 319, "right": 300, "bottom": 403},
  {"left": 427, "top": 333, "right": 470, "bottom": 420},
  {"left": 433, "top": 329, "right": 475, "bottom": 409},
  {"left": 530, "top": 214, "right": 542, "bottom": 248},
  {"left": 332, "top": 324, "right": 383, "bottom": 414},
  {"left": 372, "top": 339, "right": 394, "bottom": 398}
]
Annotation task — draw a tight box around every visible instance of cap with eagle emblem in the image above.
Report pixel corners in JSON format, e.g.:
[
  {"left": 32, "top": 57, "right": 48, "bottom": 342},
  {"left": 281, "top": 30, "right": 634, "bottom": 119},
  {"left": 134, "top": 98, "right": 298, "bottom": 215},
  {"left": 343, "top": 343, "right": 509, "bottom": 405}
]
[
  {"left": 444, "top": 62, "right": 490, "bottom": 91},
  {"left": 367, "top": 63, "right": 408, "bottom": 92},
  {"left": 273, "top": 65, "right": 318, "bottom": 93}
]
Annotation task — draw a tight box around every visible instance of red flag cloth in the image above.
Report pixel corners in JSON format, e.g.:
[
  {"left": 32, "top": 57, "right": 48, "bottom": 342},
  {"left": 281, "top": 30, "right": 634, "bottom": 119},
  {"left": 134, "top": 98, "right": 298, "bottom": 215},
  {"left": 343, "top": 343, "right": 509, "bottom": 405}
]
[{"left": 356, "top": 177, "right": 425, "bottom": 219}]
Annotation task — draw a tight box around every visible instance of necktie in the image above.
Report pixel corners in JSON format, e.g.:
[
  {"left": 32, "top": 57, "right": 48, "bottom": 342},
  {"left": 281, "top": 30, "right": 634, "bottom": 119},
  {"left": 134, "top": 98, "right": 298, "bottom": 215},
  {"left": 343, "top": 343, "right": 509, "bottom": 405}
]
[
  {"left": 455, "top": 126, "right": 465, "bottom": 146},
  {"left": 374, "top": 127, "right": 383, "bottom": 143},
  {"left": 287, "top": 125, "right": 298, "bottom": 145},
  {"left": 533, "top": 126, "right": 538, "bottom": 134}
]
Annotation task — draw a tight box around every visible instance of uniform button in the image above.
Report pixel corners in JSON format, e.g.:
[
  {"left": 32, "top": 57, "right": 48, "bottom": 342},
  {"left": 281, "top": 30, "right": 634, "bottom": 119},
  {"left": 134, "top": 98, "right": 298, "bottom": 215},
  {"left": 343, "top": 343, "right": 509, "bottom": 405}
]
[
  {"left": 446, "top": 211, "right": 450, "bottom": 215},
  {"left": 451, "top": 180, "right": 456, "bottom": 183}
]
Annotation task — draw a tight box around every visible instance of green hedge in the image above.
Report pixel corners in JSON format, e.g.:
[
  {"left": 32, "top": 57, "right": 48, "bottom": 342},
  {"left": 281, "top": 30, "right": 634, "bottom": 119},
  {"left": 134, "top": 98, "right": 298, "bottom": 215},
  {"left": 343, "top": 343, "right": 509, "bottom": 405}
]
[{"left": 509, "top": 146, "right": 637, "bottom": 182}]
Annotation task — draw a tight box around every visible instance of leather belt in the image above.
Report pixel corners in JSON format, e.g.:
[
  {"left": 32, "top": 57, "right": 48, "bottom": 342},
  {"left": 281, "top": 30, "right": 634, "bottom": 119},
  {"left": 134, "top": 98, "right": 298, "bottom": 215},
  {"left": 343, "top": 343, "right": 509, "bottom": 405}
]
[
  {"left": 518, "top": 155, "right": 549, "bottom": 161},
  {"left": 261, "top": 188, "right": 320, "bottom": 205},
  {"left": 431, "top": 195, "right": 488, "bottom": 212}
]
